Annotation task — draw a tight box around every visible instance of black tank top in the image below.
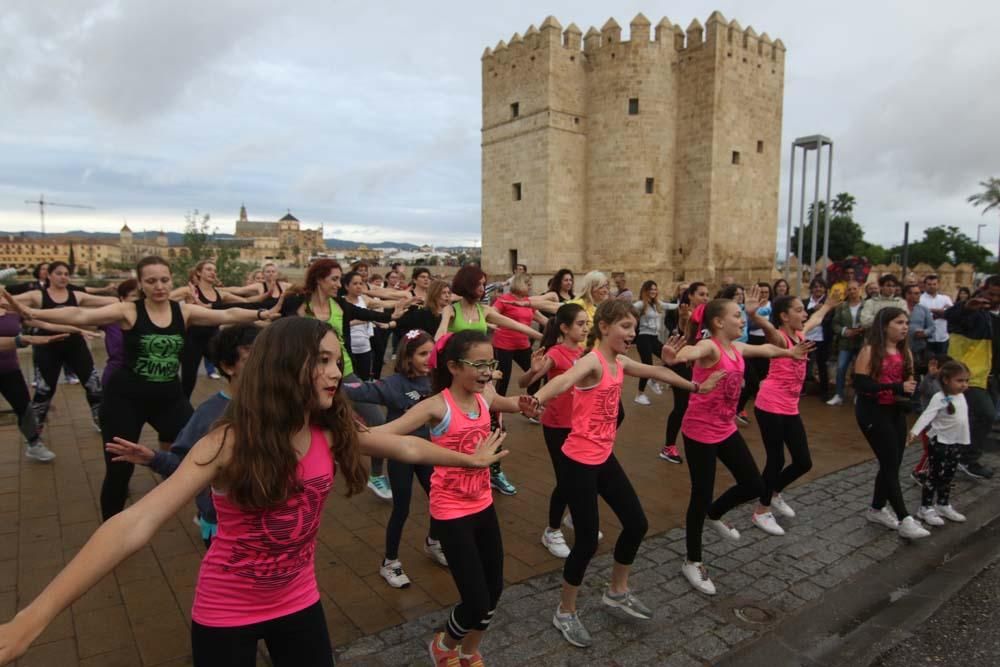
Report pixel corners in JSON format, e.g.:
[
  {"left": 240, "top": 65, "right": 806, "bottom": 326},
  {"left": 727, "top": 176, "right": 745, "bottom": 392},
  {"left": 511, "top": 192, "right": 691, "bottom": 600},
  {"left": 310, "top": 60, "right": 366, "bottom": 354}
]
[
  {"left": 195, "top": 285, "right": 224, "bottom": 310},
  {"left": 37, "top": 287, "right": 79, "bottom": 336},
  {"left": 126, "top": 300, "right": 185, "bottom": 383},
  {"left": 260, "top": 281, "right": 283, "bottom": 309}
]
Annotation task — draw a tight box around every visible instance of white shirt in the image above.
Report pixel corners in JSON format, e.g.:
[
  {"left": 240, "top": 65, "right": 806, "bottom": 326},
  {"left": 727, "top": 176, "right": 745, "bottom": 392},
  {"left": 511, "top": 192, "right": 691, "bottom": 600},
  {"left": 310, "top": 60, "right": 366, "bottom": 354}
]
[
  {"left": 919, "top": 292, "right": 953, "bottom": 342},
  {"left": 805, "top": 297, "right": 824, "bottom": 342},
  {"left": 349, "top": 295, "right": 373, "bottom": 353},
  {"left": 910, "top": 391, "right": 969, "bottom": 445}
]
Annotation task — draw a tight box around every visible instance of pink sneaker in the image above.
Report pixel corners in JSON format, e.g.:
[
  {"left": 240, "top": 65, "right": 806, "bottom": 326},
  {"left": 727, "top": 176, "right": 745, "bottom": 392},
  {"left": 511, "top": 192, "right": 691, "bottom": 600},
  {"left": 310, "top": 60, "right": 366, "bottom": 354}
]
[{"left": 659, "top": 444, "right": 683, "bottom": 464}]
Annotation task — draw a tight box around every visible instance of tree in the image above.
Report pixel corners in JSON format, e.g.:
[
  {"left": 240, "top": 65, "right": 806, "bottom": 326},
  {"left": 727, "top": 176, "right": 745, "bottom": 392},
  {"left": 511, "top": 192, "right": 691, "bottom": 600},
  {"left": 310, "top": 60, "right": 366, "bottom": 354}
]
[
  {"left": 968, "top": 177, "right": 1000, "bottom": 217},
  {"left": 832, "top": 192, "right": 857, "bottom": 217},
  {"left": 889, "top": 225, "right": 991, "bottom": 268},
  {"left": 790, "top": 214, "right": 865, "bottom": 262},
  {"left": 67, "top": 243, "right": 76, "bottom": 275},
  {"left": 172, "top": 210, "right": 254, "bottom": 287}
]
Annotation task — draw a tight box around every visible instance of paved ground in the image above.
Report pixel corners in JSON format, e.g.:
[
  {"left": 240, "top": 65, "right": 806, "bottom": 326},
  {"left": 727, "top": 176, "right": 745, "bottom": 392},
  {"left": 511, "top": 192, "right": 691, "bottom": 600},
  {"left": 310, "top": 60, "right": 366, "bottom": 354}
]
[{"left": 0, "top": 342, "right": 993, "bottom": 666}]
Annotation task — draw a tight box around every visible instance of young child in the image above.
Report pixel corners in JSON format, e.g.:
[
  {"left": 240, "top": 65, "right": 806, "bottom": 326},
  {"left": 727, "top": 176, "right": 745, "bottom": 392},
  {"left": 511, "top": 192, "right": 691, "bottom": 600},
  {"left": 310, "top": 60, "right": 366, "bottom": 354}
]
[
  {"left": 104, "top": 324, "right": 260, "bottom": 546},
  {"left": 0, "top": 318, "right": 506, "bottom": 667},
  {"left": 518, "top": 303, "right": 588, "bottom": 558},
  {"left": 909, "top": 360, "right": 971, "bottom": 525},
  {"left": 342, "top": 329, "right": 450, "bottom": 588},
  {"left": 527, "top": 300, "right": 725, "bottom": 648},
  {"left": 372, "top": 330, "right": 526, "bottom": 667},
  {"left": 911, "top": 354, "right": 952, "bottom": 486}
]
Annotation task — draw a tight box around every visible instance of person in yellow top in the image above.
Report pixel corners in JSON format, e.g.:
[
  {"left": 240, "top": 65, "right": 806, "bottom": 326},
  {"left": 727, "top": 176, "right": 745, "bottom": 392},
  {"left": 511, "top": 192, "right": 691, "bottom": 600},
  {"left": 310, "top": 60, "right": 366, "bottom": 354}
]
[{"left": 567, "top": 271, "right": 612, "bottom": 328}]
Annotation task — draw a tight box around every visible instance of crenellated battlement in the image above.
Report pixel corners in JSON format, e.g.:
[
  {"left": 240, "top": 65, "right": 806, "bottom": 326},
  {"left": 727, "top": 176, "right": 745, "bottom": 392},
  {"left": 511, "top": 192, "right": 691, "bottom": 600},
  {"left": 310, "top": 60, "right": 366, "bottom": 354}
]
[{"left": 481, "top": 10, "right": 785, "bottom": 66}]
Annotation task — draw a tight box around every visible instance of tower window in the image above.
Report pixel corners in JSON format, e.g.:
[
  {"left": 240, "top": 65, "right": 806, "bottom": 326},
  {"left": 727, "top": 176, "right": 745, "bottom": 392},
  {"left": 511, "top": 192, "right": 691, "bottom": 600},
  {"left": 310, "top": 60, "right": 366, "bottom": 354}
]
[
  {"left": 628, "top": 98, "right": 639, "bottom": 115},
  {"left": 645, "top": 178, "right": 655, "bottom": 194},
  {"left": 757, "top": 140, "right": 764, "bottom": 153},
  {"left": 512, "top": 183, "right": 522, "bottom": 201},
  {"left": 732, "top": 151, "right": 741, "bottom": 165},
  {"left": 511, "top": 102, "right": 519, "bottom": 119}
]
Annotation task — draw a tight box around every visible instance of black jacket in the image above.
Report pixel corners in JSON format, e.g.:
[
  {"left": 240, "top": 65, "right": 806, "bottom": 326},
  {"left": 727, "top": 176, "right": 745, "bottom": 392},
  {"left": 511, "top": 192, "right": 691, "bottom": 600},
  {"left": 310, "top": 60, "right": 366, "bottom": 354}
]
[{"left": 281, "top": 294, "right": 392, "bottom": 374}]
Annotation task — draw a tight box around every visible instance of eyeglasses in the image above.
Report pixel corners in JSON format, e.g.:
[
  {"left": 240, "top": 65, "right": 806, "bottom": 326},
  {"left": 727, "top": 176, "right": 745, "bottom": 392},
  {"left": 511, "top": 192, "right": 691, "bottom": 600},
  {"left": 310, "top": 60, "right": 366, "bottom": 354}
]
[{"left": 458, "top": 359, "right": 499, "bottom": 372}]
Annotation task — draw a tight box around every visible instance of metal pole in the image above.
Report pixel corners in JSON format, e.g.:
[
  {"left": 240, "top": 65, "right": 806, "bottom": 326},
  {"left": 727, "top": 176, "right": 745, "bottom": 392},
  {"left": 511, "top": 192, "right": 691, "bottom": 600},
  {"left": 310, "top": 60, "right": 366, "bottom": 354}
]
[
  {"left": 809, "top": 143, "right": 822, "bottom": 282},
  {"left": 784, "top": 144, "right": 796, "bottom": 284},
  {"left": 901, "top": 222, "right": 910, "bottom": 275},
  {"left": 821, "top": 143, "right": 833, "bottom": 280},
  {"left": 796, "top": 149, "right": 808, "bottom": 297}
]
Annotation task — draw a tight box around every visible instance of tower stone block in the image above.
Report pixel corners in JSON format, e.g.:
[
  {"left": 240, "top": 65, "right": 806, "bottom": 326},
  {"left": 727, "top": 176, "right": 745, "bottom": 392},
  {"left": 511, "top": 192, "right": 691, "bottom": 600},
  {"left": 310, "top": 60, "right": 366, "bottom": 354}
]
[{"left": 481, "top": 10, "right": 786, "bottom": 286}]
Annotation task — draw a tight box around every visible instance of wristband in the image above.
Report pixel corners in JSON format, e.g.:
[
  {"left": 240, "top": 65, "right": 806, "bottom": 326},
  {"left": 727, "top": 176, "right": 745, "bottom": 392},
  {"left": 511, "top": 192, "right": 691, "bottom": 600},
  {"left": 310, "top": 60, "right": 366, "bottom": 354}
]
[
  {"left": 14, "top": 334, "right": 27, "bottom": 348},
  {"left": 691, "top": 381, "right": 701, "bottom": 393},
  {"left": 256, "top": 309, "right": 266, "bottom": 321}
]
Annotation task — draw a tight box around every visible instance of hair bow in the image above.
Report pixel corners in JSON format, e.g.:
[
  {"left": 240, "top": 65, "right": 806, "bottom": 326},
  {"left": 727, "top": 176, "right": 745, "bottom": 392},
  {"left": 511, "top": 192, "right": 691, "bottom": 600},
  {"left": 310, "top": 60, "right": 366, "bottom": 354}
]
[
  {"left": 428, "top": 332, "right": 453, "bottom": 370},
  {"left": 691, "top": 303, "right": 706, "bottom": 326}
]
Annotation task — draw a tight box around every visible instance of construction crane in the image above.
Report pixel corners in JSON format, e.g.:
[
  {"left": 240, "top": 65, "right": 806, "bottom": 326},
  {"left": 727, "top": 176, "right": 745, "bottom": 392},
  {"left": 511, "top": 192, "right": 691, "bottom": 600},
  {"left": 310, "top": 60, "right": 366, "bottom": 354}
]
[{"left": 23, "top": 194, "right": 95, "bottom": 234}]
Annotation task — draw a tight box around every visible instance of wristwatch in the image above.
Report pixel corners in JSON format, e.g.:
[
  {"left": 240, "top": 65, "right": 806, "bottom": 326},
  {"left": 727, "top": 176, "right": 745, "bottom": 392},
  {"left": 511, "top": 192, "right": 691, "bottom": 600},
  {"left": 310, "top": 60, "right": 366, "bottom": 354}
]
[{"left": 14, "top": 334, "right": 27, "bottom": 348}]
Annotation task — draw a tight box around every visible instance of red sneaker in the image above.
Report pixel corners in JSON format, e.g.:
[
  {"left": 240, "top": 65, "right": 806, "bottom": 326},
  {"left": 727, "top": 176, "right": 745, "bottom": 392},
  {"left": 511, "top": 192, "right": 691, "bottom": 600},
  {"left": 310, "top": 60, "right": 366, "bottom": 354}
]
[
  {"left": 429, "top": 632, "right": 461, "bottom": 667},
  {"left": 658, "top": 445, "right": 683, "bottom": 464},
  {"left": 460, "top": 652, "right": 485, "bottom": 667}
]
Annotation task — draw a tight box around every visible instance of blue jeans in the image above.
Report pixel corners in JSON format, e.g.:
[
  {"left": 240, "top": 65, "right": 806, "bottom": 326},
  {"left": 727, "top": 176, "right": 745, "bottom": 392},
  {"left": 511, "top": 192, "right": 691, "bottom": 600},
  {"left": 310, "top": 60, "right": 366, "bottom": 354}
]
[{"left": 834, "top": 348, "right": 859, "bottom": 398}]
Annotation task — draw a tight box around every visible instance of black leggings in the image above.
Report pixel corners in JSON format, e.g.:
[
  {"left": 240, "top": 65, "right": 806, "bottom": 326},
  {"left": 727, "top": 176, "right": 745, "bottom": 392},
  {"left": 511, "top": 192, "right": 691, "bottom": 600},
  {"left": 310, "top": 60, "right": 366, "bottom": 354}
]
[
  {"left": 559, "top": 453, "right": 648, "bottom": 587},
  {"left": 855, "top": 401, "right": 909, "bottom": 519},
  {"left": 738, "top": 335, "right": 769, "bottom": 412},
  {"left": 754, "top": 408, "right": 813, "bottom": 506},
  {"left": 494, "top": 346, "right": 538, "bottom": 396},
  {"left": 99, "top": 372, "right": 192, "bottom": 520},
  {"left": 0, "top": 369, "right": 40, "bottom": 444},
  {"left": 664, "top": 364, "right": 692, "bottom": 446},
  {"left": 683, "top": 432, "right": 764, "bottom": 562},
  {"left": 431, "top": 505, "right": 504, "bottom": 642},
  {"left": 542, "top": 426, "right": 570, "bottom": 530},
  {"left": 190, "top": 600, "right": 333, "bottom": 667},
  {"left": 351, "top": 350, "right": 373, "bottom": 381},
  {"left": 31, "top": 337, "right": 101, "bottom": 425},
  {"left": 922, "top": 439, "right": 960, "bottom": 507},
  {"left": 370, "top": 329, "right": 390, "bottom": 380},
  {"left": 385, "top": 459, "right": 438, "bottom": 560},
  {"left": 181, "top": 326, "right": 217, "bottom": 398},
  {"left": 635, "top": 334, "right": 661, "bottom": 392}
]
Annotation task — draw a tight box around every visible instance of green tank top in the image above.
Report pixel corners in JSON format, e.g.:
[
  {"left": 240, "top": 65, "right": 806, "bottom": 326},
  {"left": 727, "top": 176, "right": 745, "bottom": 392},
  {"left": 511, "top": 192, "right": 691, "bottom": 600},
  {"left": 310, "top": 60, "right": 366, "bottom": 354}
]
[
  {"left": 449, "top": 301, "right": 488, "bottom": 334},
  {"left": 306, "top": 297, "right": 354, "bottom": 378}
]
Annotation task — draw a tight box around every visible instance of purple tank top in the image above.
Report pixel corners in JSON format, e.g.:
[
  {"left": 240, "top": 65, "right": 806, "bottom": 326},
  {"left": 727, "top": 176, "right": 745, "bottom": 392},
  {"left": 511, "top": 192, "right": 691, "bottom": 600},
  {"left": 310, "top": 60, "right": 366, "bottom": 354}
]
[
  {"left": 682, "top": 338, "right": 745, "bottom": 444},
  {"left": 0, "top": 312, "right": 21, "bottom": 373}
]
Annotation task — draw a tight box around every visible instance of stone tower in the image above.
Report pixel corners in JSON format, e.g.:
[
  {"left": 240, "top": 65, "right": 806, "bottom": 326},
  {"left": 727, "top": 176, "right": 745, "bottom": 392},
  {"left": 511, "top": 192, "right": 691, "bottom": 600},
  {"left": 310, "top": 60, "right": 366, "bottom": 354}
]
[{"left": 481, "top": 11, "right": 786, "bottom": 284}]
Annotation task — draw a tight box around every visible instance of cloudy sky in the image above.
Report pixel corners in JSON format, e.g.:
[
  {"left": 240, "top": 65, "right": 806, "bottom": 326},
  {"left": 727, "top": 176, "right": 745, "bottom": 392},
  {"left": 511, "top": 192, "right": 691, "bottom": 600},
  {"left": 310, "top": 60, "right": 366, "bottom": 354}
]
[{"left": 2, "top": 1, "right": 998, "bottom": 254}]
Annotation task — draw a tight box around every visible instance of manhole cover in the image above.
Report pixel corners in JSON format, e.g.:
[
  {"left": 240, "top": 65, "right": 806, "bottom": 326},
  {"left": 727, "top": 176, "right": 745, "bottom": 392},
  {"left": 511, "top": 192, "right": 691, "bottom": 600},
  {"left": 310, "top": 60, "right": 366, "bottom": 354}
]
[{"left": 734, "top": 605, "right": 773, "bottom": 625}]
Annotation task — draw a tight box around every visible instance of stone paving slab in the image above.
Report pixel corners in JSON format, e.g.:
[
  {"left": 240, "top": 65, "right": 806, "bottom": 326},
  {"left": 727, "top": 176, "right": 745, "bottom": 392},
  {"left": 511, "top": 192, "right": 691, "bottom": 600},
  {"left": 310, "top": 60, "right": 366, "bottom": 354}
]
[{"left": 336, "top": 447, "right": 1000, "bottom": 666}]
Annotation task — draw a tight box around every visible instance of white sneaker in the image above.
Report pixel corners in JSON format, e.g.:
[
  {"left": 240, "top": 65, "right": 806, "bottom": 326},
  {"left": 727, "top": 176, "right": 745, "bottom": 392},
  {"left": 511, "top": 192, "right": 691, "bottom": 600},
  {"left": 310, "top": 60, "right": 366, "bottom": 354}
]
[
  {"left": 917, "top": 506, "right": 945, "bottom": 526},
  {"left": 898, "top": 516, "right": 931, "bottom": 539},
  {"left": 542, "top": 528, "right": 571, "bottom": 558},
  {"left": 866, "top": 507, "right": 900, "bottom": 530},
  {"left": 707, "top": 518, "right": 741, "bottom": 541},
  {"left": 634, "top": 393, "right": 651, "bottom": 406},
  {"left": 751, "top": 511, "right": 785, "bottom": 536},
  {"left": 826, "top": 395, "right": 844, "bottom": 406},
  {"left": 562, "top": 514, "right": 603, "bottom": 541},
  {"left": 209, "top": 371, "right": 222, "bottom": 380},
  {"left": 935, "top": 504, "right": 967, "bottom": 522},
  {"left": 681, "top": 561, "right": 717, "bottom": 595},
  {"left": 771, "top": 494, "right": 796, "bottom": 518},
  {"left": 25, "top": 442, "right": 56, "bottom": 462},
  {"left": 379, "top": 559, "right": 411, "bottom": 588},
  {"left": 424, "top": 538, "right": 448, "bottom": 567},
  {"left": 650, "top": 381, "right": 663, "bottom": 395},
  {"left": 366, "top": 475, "right": 392, "bottom": 501}
]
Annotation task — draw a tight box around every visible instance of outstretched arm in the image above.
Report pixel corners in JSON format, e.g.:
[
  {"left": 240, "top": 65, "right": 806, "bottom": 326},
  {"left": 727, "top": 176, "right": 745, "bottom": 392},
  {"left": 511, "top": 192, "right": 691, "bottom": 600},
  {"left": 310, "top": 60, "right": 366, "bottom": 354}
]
[
  {"left": 372, "top": 394, "right": 443, "bottom": 436},
  {"left": 485, "top": 307, "right": 543, "bottom": 340},
  {"left": 181, "top": 302, "right": 280, "bottom": 327},
  {"left": 3, "top": 293, "right": 129, "bottom": 328},
  {"left": 360, "top": 428, "right": 508, "bottom": 468},
  {"left": 533, "top": 353, "right": 599, "bottom": 405},
  {"left": 736, "top": 340, "right": 813, "bottom": 360}
]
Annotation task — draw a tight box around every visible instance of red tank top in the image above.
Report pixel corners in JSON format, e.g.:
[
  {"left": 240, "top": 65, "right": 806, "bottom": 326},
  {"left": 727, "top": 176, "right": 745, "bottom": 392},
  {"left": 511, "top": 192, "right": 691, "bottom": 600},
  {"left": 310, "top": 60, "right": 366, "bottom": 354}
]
[
  {"left": 682, "top": 338, "right": 745, "bottom": 444},
  {"left": 561, "top": 351, "right": 622, "bottom": 465},
  {"left": 755, "top": 330, "right": 806, "bottom": 416},
  {"left": 878, "top": 352, "right": 904, "bottom": 405},
  {"left": 541, "top": 344, "right": 582, "bottom": 429},
  {"left": 429, "top": 389, "right": 493, "bottom": 520},
  {"left": 192, "top": 426, "right": 334, "bottom": 627}
]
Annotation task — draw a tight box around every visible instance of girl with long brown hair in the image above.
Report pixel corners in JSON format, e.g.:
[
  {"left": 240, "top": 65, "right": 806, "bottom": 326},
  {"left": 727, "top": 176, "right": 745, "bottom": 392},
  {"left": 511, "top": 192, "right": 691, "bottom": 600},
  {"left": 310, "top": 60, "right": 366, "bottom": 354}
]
[{"left": 0, "top": 317, "right": 506, "bottom": 667}]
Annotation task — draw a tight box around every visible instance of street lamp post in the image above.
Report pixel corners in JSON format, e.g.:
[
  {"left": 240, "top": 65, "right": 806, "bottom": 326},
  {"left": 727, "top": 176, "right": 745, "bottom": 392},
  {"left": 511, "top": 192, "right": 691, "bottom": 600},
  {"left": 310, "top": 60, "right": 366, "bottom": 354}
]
[{"left": 784, "top": 135, "right": 834, "bottom": 297}]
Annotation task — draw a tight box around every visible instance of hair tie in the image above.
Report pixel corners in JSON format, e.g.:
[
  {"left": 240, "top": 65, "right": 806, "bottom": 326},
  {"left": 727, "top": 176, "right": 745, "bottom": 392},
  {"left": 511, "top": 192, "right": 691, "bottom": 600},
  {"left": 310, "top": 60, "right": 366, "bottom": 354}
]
[
  {"left": 691, "top": 303, "right": 706, "bottom": 326},
  {"left": 404, "top": 329, "right": 422, "bottom": 341}
]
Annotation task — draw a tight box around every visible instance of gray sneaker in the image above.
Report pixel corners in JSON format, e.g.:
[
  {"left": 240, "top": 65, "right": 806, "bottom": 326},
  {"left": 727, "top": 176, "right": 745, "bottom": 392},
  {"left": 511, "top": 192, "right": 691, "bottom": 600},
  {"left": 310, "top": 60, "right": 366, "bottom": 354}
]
[
  {"left": 25, "top": 442, "right": 56, "bottom": 462},
  {"left": 602, "top": 587, "right": 652, "bottom": 620},
  {"left": 552, "top": 606, "right": 592, "bottom": 647}
]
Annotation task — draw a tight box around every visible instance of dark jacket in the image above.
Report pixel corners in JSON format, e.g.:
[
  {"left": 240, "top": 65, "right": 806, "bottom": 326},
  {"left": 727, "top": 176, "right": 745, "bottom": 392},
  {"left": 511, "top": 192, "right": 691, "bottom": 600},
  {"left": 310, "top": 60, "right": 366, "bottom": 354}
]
[
  {"left": 945, "top": 300, "right": 995, "bottom": 389},
  {"left": 343, "top": 374, "right": 432, "bottom": 438},
  {"left": 282, "top": 294, "right": 392, "bottom": 374}
]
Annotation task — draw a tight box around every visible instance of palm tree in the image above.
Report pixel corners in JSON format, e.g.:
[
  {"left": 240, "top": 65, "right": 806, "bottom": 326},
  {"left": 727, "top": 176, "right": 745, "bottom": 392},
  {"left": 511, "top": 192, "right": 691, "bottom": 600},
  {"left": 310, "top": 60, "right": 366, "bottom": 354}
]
[
  {"left": 832, "top": 192, "right": 857, "bottom": 217},
  {"left": 968, "top": 178, "right": 1000, "bottom": 216}
]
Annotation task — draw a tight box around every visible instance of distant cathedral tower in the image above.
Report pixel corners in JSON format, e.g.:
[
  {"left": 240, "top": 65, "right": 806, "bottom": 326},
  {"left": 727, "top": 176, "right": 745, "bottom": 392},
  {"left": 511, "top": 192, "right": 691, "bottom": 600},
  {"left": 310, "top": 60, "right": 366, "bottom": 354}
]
[{"left": 480, "top": 11, "right": 786, "bottom": 284}]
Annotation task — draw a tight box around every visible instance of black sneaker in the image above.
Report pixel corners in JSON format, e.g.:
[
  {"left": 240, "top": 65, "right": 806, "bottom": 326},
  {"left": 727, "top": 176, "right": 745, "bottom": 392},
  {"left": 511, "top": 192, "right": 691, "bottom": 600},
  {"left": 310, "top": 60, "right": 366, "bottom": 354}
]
[{"left": 958, "top": 462, "right": 994, "bottom": 480}]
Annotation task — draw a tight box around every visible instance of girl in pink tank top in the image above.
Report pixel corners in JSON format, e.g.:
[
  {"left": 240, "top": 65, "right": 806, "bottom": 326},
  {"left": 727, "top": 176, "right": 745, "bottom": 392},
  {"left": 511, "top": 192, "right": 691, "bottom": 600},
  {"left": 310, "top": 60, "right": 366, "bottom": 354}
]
[
  {"left": 372, "top": 329, "right": 533, "bottom": 666},
  {"left": 746, "top": 294, "right": 837, "bottom": 537},
  {"left": 664, "top": 291, "right": 812, "bottom": 598},
  {"left": 1, "top": 318, "right": 507, "bottom": 667},
  {"left": 527, "top": 300, "right": 724, "bottom": 647}
]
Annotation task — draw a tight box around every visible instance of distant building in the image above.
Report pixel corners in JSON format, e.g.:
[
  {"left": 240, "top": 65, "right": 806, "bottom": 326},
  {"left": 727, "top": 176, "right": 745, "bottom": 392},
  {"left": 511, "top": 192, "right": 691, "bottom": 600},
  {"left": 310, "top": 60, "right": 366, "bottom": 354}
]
[
  {"left": 119, "top": 224, "right": 188, "bottom": 267},
  {"left": 232, "top": 206, "right": 325, "bottom": 266}
]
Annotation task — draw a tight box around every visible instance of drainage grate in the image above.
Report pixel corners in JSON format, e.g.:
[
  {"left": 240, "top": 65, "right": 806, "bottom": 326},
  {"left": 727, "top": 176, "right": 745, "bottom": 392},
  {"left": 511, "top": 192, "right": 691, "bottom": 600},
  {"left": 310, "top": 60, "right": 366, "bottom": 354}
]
[{"left": 734, "top": 605, "right": 774, "bottom": 625}]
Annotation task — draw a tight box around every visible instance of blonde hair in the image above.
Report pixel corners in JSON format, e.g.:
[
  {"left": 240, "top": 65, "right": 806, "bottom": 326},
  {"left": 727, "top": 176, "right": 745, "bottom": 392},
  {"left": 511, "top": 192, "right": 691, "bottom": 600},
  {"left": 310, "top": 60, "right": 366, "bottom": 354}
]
[
  {"left": 510, "top": 273, "right": 532, "bottom": 296},
  {"left": 576, "top": 270, "right": 608, "bottom": 306}
]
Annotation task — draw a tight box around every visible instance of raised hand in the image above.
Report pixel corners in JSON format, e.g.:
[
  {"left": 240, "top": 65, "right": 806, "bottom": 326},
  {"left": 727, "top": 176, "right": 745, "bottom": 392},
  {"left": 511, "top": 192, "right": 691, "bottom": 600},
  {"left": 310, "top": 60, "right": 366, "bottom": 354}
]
[
  {"left": 104, "top": 437, "right": 156, "bottom": 466},
  {"left": 745, "top": 284, "right": 764, "bottom": 316},
  {"left": 470, "top": 429, "right": 510, "bottom": 467},
  {"left": 790, "top": 340, "right": 815, "bottom": 359},
  {"left": 528, "top": 348, "right": 547, "bottom": 375},
  {"left": 698, "top": 370, "right": 727, "bottom": 393},
  {"left": 660, "top": 334, "right": 686, "bottom": 364},
  {"left": 518, "top": 394, "right": 541, "bottom": 418}
]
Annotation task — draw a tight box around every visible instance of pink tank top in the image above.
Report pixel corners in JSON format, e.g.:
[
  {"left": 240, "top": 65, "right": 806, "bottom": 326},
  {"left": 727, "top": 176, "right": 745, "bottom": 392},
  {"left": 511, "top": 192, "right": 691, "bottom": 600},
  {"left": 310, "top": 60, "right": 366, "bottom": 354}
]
[
  {"left": 561, "top": 351, "right": 623, "bottom": 465},
  {"left": 682, "top": 338, "right": 745, "bottom": 444},
  {"left": 429, "top": 389, "right": 493, "bottom": 520},
  {"left": 541, "top": 344, "right": 582, "bottom": 429},
  {"left": 755, "top": 331, "right": 806, "bottom": 416},
  {"left": 878, "top": 352, "right": 904, "bottom": 405},
  {"left": 192, "top": 426, "right": 334, "bottom": 627}
]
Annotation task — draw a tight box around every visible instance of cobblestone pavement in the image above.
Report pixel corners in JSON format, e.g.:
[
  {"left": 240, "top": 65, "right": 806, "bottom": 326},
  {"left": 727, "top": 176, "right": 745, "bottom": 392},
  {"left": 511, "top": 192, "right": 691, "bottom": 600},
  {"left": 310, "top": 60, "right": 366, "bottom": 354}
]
[{"left": 337, "top": 447, "right": 1000, "bottom": 666}]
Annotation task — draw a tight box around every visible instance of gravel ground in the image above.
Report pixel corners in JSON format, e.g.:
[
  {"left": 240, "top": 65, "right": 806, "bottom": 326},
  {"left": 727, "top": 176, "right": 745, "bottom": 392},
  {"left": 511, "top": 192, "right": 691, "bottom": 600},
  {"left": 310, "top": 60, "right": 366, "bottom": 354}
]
[{"left": 871, "top": 556, "right": 1000, "bottom": 666}]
